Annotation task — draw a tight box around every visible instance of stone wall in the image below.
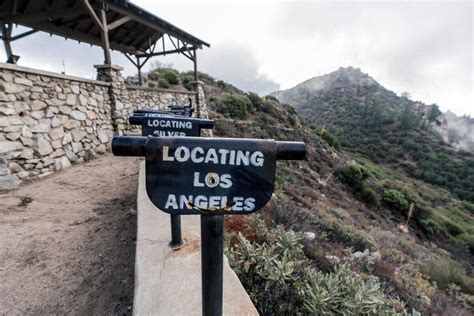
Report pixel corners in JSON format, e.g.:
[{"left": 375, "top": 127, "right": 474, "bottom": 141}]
[{"left": 0, "top": 63, "right": 207, "bottom": 190}]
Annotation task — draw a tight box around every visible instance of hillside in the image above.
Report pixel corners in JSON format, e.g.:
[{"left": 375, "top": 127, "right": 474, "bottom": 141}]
[
  {"left": 273, "top": 67, "right": 474, "bottom": 203},
  {"left": 137, "top": 66, "right": 474, "bottom": 314}
]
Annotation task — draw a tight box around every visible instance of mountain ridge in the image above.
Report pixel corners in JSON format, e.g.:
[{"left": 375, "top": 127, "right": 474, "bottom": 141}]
[{"left": 272, "top": 66, "right": 474, "bottom": 203}]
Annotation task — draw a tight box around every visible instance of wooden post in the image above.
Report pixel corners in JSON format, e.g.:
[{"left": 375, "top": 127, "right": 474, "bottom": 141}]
[
  {"left": 193, "top": 48, "right": 198, "bottom": 81},
  {"left": 1, "top": 23, "right": 15, "bottom": 64},
  {"left": 193, "top": 48, "right": 200, "bottom": 117},
  {"left": 100, "top": 7, "right": 111, "bottom": 65},
  {"left": 137, "top": 56, "right": 142, "bottom": 86}
]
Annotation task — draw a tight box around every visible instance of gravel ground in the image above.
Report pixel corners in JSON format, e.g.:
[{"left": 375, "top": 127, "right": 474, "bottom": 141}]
[{"left": 0, "top": 154, "right": 140, "bottom": 315}]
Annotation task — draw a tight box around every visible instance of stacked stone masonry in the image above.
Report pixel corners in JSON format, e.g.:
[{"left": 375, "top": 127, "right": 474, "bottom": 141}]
[{"left": 0, "top": 63, "right": 206, "bottom": 190}]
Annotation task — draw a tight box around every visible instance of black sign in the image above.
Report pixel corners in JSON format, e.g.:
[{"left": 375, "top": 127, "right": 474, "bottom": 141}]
[
  {"left": 129, "top": 115, "right": 214, "bottom": 137},
  {"left": 133, "top": 105, "right": 194, "bottom": 118},
  {"left": 112, "top": 136, "right": 306, "bottom": 215},
  {"left": 168, "top": 106, "right": 194, "bottom": 117}
]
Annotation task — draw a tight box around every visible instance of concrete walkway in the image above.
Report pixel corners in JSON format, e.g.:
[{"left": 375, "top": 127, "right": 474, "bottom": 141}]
[{"left": 134, "top": 161, "right": 258, "bottom": 315}]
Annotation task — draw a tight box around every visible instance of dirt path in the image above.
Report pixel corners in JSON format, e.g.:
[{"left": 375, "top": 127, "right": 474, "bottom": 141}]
[{"left": 0, "top": 154, "right": 141, "bottom": 315}]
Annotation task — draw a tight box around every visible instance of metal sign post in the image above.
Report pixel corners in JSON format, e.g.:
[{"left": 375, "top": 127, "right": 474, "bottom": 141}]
[
  {"left": 112, "top": 135, "right": 305, "bottom": 315},
  {"left": 201, "top": 214, "right": 224, "bottom": 316},
  {"left": 129, "top": 110, "right": 214, "bottom": 248}
]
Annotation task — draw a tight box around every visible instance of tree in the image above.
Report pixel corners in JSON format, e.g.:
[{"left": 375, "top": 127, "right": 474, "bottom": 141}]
[
  {"left": 428, "top": 104, "right": 442, "bottom": 122},
  {"left": 400, "top": 106, "right": 419, "bottom": 130},
  {"left": 366, "top": 102, "right": 383, "bottom": 128},
  {"left": 401, "top": 91, "right": 411, "bottom": 99}
]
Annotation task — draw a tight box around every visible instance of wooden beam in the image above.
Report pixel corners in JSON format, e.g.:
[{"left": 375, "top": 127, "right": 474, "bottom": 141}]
[
  {"left": 106, "top": 1, "right": 203, "bottom": 49},
  {"left": 3, "top": 7, "right": 88, "bottom": 24},
  {"left": 81, "top": 0, "right": 102, "bottom": 30},
  {"left": 26, "top": 20, "right": 139, "bottom": 54},
  {"left": 10, "top": 29, "right": 38, "bottom": 41},
  {"left": 123, "top": 53, "right": 138, "bottom": 67},
  {"left": 108, "top": 16, "right": 131, "bottom": 30},
  {"left": 136, "top": 46, "right": 193, "bottom": 58}
]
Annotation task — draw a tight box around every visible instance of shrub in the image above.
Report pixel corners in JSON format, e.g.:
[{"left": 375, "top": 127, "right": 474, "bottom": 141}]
[
  {"left": 182, "top": 75, "right": 195, "bottom": 90},
  {"left": 147, "top": 81, "right": 156, "bottom": 88},
  {"left": 456, "top": 234, "right": 474, "bottom": 255},
  {"left": 158, "top": 78, "right": 170, "bottom": 88},
  {"left": 147, "top": 71, "right": 159, "bottom": 81},
  {"left": 382, "top": 189, "right": 409, "bottom": 212},
  {"left": 226, "top": 218, "right": 398, "bottom": 314},
  {"left": 247, "top": 92, "right": 262, "bottom": 108},
  {"left": 162, "top": 69, "right": 179, "bottom": 84},
  {"left": 421, "top": 256, "right": 474, "bottom": 295},
  {"left": 360, "top": 187, "right": 380, "bottom": 207},
  {"left": 462, "top": 201, "right": 474, "bottom": 215},
  {"left": 335, "top": 163, "right": 380, "bottom": 207},
  {"left": 221, "top": 94, "right": 253, "bottom": 119},
  {"left": 297, "top": 265, "right": 394, "bottom": 315},
  {"left": 226, "top": 228, "right": 305, "bottom": 314},
  {"left": 264, "top": 95, "right": 279, "bottom": 102},
  {"left": 288, "top": 114, "right": 297, "bottom": 126},
  {"left": 318, "top": 128, "right": 342, "bottom": 151},
  {"left": 335, "top": 163, "right": 369, "bottom": 190},
  {"left": 419, "top": 218, "right": 443, "bottom": 237},
  {"left": 84, "top": 149, "right": 95, "bottom": 161}
]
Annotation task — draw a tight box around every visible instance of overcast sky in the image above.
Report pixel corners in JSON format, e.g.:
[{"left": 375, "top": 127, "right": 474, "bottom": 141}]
[{"left": 2, "top": 1, "right": 473, "bottom": 115}]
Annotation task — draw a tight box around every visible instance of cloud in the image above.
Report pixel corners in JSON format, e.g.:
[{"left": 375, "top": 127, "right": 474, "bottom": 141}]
[
  {"left": 266, "top": 1, "right": 473, "bottom": 115},
  {"left": 198, "top": 43, "right": 280, "bottom": 95},
  {"left": 1, "top": 2, "right": 471, "bottom": 115}
]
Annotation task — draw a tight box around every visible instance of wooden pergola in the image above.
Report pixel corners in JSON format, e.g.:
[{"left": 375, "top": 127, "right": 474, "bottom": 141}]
[{"left": 0, "top": 0, "right": 210, "bottom": 84}]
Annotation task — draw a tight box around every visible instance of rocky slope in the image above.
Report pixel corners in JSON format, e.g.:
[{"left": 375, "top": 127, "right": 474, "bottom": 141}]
[
  {"left": 274, "top": 66, "right": 474, "bottom": 152},
  {"left": 272, "top": 67, "right": 474, "bottom": 203}
]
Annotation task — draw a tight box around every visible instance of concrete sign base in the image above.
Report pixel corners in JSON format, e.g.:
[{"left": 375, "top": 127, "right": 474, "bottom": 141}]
[{"left": 133, "top": 161, "right": 258, "bottom": 315}]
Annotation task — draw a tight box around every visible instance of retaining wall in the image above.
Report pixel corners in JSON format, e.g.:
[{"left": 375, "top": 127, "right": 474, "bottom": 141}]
[{"left": 0, "top": 63, "right": 206, "bottom": 190}]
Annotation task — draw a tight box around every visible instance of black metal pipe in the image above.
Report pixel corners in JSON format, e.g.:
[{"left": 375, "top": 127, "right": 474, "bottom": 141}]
[
  {"left": 112, "top": 136, "right": 146, "bottom": 156},
  {"left": 169, "top": 214, "right": 183, "bottom": 248},
  {"left": 197, "top": 119, "right": 215, "bottom": 129},
  {"left": 128, "top": 115, "right": 144, "bottom": 125},
  {"left": 276, "top": 141, "right": 306, "bottom": 160},
  {"left": 112, "top": 136, "right": 306, "bottom": 160},
  {"left": 200, "top": 215, "right": 224, "bottom": 316}
]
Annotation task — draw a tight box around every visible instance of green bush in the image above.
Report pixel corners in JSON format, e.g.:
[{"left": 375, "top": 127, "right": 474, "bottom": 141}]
[
  {"left": 317, "top": 128, "right": 342, "bottom": 151},
  {"left": 147, "top": 81, "right": 156, "bottom": 88},
  {"left": 247, "top": 92, "right": 262, "bottom": 108},
  {"left": 462, "top": 201, "right": 474, "bottom": 215},
  {"left": 335, "top": 163, "right": 370, "bottom": 190},
  {"left": 456, "top": 234, "right": 474, "bottom": 255},
  {"left": 335, "top": 163, "right": 380, "bottom": 207},
  {"left": 162, "top": 69, "right": 179, "bottom": 84},
  {"left": 84, "top": 149, "right": 95, "bottom": 162},
  {"left": 226, "top": 217, "right": 397, "bottom": 314},
  {"left": 297, "top": 265, "right": 394, "bottom": 315},
  {"left": 382, "top": 189, "right": 409, "bottom": 212},
  {"left": 221, "top": 94, "right": 253, "bottom": 119},
  {"left": 147, "top": 71, "right": 159, "bottom": 81},
  {"left": 227, "top": 228, "right": 305, "bottom": 314},
  {"left": 182, "top": 75, "right": 195, "bottom": 90},
  {"left": 360, "top": 187, "right": 380, "bottom": 207},
  {"left": 288, "top": 114, "right": 297, "bottom": 126},
  {"left": 158, "top": 78, "right": 170, "bottom": 88},
  {"left": 419, "top": 218, "right": 443, "bottom": 237},
  {"left": 421, "top": 256, "right": 474, "bottom": 295}
]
